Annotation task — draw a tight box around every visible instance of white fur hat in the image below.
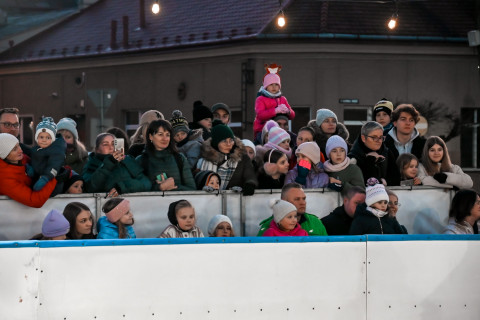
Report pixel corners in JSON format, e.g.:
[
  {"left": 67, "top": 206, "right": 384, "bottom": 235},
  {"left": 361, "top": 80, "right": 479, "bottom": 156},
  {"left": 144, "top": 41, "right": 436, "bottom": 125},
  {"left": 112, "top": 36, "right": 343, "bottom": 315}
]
[
  {"left": 270, "top": 199, "right": 297, "bottom": 223},
  {"left": 0, "top": 133, "right": 19, "bottom": 159},
  {"left": 207, "top": 215, "right": 233, "bottom": 236}
]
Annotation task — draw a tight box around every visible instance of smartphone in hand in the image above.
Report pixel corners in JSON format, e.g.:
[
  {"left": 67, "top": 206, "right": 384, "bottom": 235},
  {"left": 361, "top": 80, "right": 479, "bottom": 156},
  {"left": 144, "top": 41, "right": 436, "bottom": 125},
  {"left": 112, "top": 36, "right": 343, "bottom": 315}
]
[{"left": 114, "top": 138, "right": 124, "bottom": 151}]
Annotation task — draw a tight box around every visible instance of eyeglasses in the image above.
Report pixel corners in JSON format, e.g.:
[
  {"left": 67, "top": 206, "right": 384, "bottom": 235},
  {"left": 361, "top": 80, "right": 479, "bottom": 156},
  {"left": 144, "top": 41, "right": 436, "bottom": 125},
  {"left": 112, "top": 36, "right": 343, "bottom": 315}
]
[
  {"left": 365, "top": 135, "right": 385, "bottom": 142},
  {"left": 0, "top": 122, "right": 20, "bottom": 129},
  {"left": 388, "top": 201, "right": 401, "bottom": 207}
]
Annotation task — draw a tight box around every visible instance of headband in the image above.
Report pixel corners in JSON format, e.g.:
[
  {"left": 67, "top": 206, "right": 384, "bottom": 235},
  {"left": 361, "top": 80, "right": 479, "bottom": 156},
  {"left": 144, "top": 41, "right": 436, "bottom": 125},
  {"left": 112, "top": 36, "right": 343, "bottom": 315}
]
[{"left": 105, "top": 199, "right": 130, "bottom": 223}]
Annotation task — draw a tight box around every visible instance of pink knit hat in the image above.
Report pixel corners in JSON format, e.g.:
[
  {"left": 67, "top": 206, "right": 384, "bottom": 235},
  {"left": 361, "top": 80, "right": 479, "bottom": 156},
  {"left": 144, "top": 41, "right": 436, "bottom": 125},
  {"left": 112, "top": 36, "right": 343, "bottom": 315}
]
[
  {"left": 268, "top": 127, "right": 290, "bottom": 146},
  {"left": 263, "top": 73, "right": 281, "bottom": 89}
]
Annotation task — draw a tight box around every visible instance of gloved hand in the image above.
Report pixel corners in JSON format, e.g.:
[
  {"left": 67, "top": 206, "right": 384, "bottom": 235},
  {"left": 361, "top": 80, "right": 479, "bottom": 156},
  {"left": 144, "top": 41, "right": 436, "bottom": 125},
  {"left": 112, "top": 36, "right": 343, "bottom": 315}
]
[
  {"left": 55, "top": 167, "right": 71, "bottom": 183},
  {"left": 202, "top": 186, "right": 216, "bottom": 193},
  {"left": 275, "top": 104, "right": 290, "bottom": 115},
  {"left": 433, "top": 172, "right": 448, "bottom": 184},
  {"left": 242, "top": 183, "right": 256, "bottom": 196},
  {"left": 231, "top": 186, "right": 243, "bottom": 193},
  {"left": 295, "top": 159, "right": 311, "bottom": 186},
  {"left": 33, "top": 176, "right": 50, "bottom": 191},
  {"left": 25, "top": 164, "right": 35, "bottom": 177},
  {"left": 327, "top": 182, "right": 343, "bottom": 192}
]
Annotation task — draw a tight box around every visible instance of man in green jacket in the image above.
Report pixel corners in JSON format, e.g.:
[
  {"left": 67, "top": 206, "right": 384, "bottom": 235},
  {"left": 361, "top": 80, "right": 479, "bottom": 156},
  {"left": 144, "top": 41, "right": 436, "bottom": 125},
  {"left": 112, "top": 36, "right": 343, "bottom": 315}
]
[{"left": 257, "top": 182, "right": 328, "bottom": 236}]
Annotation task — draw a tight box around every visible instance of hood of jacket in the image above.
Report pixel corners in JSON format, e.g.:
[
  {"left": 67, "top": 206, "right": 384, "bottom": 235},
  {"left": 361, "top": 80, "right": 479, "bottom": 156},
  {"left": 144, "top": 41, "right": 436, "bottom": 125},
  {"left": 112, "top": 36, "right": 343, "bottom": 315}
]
[
  {"left": 200, "top": 137, "right": 245, "bottom": 164},
  {"left": 307, "top": 119, "right": 349, "bottom": 147}
]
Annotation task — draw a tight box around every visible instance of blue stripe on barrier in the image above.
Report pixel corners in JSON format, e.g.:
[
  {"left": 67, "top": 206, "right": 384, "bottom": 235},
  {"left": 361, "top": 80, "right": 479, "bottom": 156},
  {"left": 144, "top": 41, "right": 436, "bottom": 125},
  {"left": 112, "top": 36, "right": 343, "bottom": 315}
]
[{"left": 366, "top": 234, "right": 480, "bottom": 241}]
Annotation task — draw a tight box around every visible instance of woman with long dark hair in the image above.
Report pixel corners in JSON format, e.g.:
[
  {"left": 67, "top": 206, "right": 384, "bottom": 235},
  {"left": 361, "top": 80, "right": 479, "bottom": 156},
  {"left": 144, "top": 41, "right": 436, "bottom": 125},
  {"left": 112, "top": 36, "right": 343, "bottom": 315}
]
[
  {"left": 444, "top": 189, "right": 480, "bottom": 234},
  {"left": 63, "top": 202, "right": 96, "bottom": 239}
]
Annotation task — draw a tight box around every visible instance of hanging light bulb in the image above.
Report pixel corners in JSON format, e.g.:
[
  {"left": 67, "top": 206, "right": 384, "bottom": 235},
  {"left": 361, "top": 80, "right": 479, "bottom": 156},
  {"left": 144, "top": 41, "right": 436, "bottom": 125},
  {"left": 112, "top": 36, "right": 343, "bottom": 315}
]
[
  {"left": 152, "top": 0, "right": 160, "bottom": 14},
  {"left": 277, "top": 11, "right": 286, "bottom": 28},
  {"left": 388, "top": 13, "right": 398, "bottom": 30}
]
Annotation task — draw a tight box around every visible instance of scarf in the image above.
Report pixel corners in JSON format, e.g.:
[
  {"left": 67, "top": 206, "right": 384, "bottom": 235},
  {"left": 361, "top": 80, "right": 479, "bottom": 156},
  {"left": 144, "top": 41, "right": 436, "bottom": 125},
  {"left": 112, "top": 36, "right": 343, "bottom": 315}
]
[
  {"left": 263, "top": 143, "right": 292, "bottom": 159},
  {"left": 323, "top": 157, "right": 351, "bottom": 173},
  {"left": 258, "top": 86, "right": 282, "bottom": 98},
  {"left": 367, "top": 207, "right": 388, "bottom": 218}
]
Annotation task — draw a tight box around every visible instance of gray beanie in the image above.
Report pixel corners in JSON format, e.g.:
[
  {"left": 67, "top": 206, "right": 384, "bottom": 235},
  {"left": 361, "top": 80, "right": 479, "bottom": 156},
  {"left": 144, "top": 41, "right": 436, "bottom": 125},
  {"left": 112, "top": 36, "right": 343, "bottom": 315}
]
[
  {"left": 270, "top": 199, "right": 297, "bottom": 223},
  {"left": 0, "top": 133, "right": 19, "bottom": 159},
  {"left": 315, "top": 108, "right": 338, "bottom": 126},
  {"left": 57, "top": 117, "right": 78, "bottom": 140},
  {"left": 211, "top": 102, "right": 231, "bottom": 115}
]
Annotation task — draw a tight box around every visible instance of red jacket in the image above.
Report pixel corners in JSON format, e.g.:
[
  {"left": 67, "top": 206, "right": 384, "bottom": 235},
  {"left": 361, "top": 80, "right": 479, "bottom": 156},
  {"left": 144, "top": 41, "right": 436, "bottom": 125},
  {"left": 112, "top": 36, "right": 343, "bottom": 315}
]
[
  {"left": 263, "top": 219, "right": 308, "bottom": 237},
  {"left": 0, "top": 156, "right": 56, "bottom": 208},
  {"left": 254, "top": 95, "right": 294, "bottom": 137}
]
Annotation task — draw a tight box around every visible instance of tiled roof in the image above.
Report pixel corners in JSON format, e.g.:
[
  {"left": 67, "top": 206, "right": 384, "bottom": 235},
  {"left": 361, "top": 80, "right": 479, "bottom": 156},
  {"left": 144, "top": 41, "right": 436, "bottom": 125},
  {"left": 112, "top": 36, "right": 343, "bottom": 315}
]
[{"left": 0, "top": 0, "right": 476, "bottom": 64}]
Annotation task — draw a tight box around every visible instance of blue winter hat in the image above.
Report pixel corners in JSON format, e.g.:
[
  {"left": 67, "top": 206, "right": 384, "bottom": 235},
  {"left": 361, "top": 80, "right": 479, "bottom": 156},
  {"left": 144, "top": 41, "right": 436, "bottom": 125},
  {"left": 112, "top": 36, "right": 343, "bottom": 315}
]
[
  {"left": 42, "top": 209, "right": 70, "bottom": 238},
  {"left": 35, "top": 117, "right": 57, "bottom": 142},
  {"left": 57, "top": 117, "right": 78, "bottom": 140},
  {"left": 326, "top": 135, "right": 348, "bottom": 158},
  {"left": 315, "top": 108, "right": 338, "bottom": 126}
]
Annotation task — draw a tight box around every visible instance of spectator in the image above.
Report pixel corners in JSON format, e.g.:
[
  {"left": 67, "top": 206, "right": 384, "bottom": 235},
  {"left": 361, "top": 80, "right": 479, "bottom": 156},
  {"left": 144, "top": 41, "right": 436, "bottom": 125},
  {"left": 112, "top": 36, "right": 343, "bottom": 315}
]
[
  {"left": 255, "top": 119, "right": 279, "bottom": 146},
  {"left": 211, "top": 102, "right": 231, "bottom": 125},
  {"left": 348, "top": 121, "right": 399, "bottom": 186},
  {"left": 386, "top": 189, "right": 408, "bottom": 234},
  {"left": 384, "top": 104, "right": 426, "bottom": 161},
  {"left": 444, "top": 189, "right": 480, "bottom": 235},
  {"left": 63, "top": 202, "right": 96, "bottom": 239},
  {"left": 273, "top": 114, "right": 297, "bottom": 149},
  {"left": 82, "top": 133, "right": 151, "bottom": 194},
  {"left": 208, "top": 215, "right": 235, "bottom": 237},
  {"left": 263, "top": 199, "right": 308, "bottom": 237},
  {"left": 194, "top": 170, "right": 221, "bottom": 191},
  {"left": 257, "top": 183, "right": 328, "bottom": 236},
  {"left": 418, "top": 136, "right": 473, "bottom": 189},
  {"left": 257, "top": 149, "right": 289, "bottom": 189},
  {"left": 136, "top": 120, "right": 196, "bottom": 191},
  {"left": 255, "top": 126, "right": 292, "bottom": 167},
  {"left": 63, "top": 173, "right": 84, "bottom": 194},
  {"left": 158, "top": 200, "right": 204, "bottom": 238},
  {"left": 290, "top": 126, "right": 321, "bottom": 169},
  {"left": 129, "top": 110, "right": 164, "bottom": 158},
  {"left": 170, "top": 110, "right": 203, "bottom": 169},
  {"left": 372, "top": 99, "right": 394, "bottom": 136},
  {"left": 106, "top": 126, "right": 131, "bottom": 153},
  {"left": 0, "top": 133, "right": 56, "bottom": 208},
  {"left": 197, "top": 124, "right": 257, "bottom": 195},
  {"left": 97, "top": 198, "right": 136, "bottom": 239},
  {"left": 30, "top": 209, "right": 70, "bottom": 240},
  {"left": 285, "top": 141, "right": 329, "bottom": 188},
  {"left": 321, "top": 186, "right": 366, "bottom": 235},
  {"left": 307, "top": 108, "right": 350, "bottom": 160},
  {"left": 350, "top": 178, "right": 407, "bottom": 235},
  {"left": 396, "top": 153, "right": 422, "bottom": 186},
  {"left": 57, "top": 117, "right": 88, "bottom": 174},
  {"left": 0, "top": 107, "right": 30, "bottom": 156},
  {"left": 242, "top": 138, "right": 258, "bottom": 172},
  {"left": 323, "top": 135, "right": 364, "bottom": 193},
  {"left": 190, "top": 101, "right": 213, "bottom": 141}
]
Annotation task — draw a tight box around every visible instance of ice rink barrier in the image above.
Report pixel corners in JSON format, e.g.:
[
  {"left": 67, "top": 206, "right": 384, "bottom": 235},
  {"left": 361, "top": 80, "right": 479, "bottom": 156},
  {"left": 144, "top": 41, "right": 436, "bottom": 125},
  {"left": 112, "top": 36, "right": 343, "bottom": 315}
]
[
  {"left": 0, "top": 235, "right": 479, "bottom": 320},
  {"left": 0, "top": 186, "right": 455, "bottom": 240}
]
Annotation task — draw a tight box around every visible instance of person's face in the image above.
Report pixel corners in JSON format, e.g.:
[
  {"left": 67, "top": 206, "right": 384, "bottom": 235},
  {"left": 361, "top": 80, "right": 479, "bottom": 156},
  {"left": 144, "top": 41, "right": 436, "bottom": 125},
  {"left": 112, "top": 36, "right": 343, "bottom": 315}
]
[
  {"left": 176, "top": 207, "right": 195, "bottom": 231},
  {"left": 119, "top": 210, "right": 134, "bottom": 225},
  {"left": 371, "top": 200, "right": 388, "bottom": 212},
  {"left": 296, "top": 153, "right": 311, "bottom": 164},
  {"left": 214, "top": 221, "right": 233, "bottom": 237},
  {"left": 213, "top": 109, "right": 230, "bottom": 124},
  {"left": 218, "top": 137, "right": 234, "bottom": 154},
  {"left": 37, "top": 132, "right": 52, "bottom": 149},
  {"left": 149, "top": 127, "right": 170, "bottom": 151},
  {"left": 67, "top": 180, "right": 84, "bottom": 194},
  {"left": 266, "top": 83, "right": 280, "bottom": 94},
  {"left": 97, "top": 135, "right": 115, "bottom": 155},
  {"left": 75, "top": 210, "right": 93, "bottom": 235},
  {"left": 284, "top": 188, "right": 307, "bottom": 214},
  {"left": 51, "top": 234, "right": 67, "bottom": 240},
  {"left": 245, "top": 147, "right": 255, "bottom": 160},
  {"left": 278, "top": 139, "right": 290, "bottom": 150},
  {"left": 0, "top": 113, "right": 20, "bottom": 136},
  {"left": 394, "top": 112, "right": 416, "bottom": 136},
  {"left": 198, "top": 118, "right": 212, "bottom": 129},
  {"left": 278, "top": 211, "right": 298, "bottom": 231},
  {"left": 375, "top": 111, "right": 391, "bottom": 127},
  {"left": 361, "top": 128, "right": 384, "bottom": 151},
  {"left": 344, "top": 192, "right": 366, "bottom": 218},
  {"left": 404, "top": 159, "right": 418, "bottom": 179},
  {"left": 207, "top": 175, "right": 220, "bottom": 190},
  {"left": 329, "top": 147, "right": 346, "bottom": 165},
  {"left": 470, "top": 195, "right": 480, "bottom": 220},
  {"left": 5, "top": 143, "right": 23, "bottom": 162},
  {"left": 320, "top": 118, "right": 337, "bottom": 134},
  {"left": 276, "top": 155, "right": 290, "bottom": 174},
  {"left": 387, "top": 195, "right": 399, "bottom": 216},
  {"left": 296, "top": 130, "right": 313, "bottom": 146},
  {"left": 173, "top": 131, "right": 187, "bottom": 143},
  {"left": 58, "top": 129, "right": 74, "bottom": 145},
  {"left": 428, "top": 144, "right": 444, "bottom": 163},
  {"left": 276, "top": 119, "right": 288, "bottom": 131}
]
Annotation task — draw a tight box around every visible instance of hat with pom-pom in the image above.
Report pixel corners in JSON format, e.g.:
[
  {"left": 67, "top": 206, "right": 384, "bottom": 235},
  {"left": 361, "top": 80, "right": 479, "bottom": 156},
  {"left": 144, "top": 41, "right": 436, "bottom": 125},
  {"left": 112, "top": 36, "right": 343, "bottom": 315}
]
[
  {"left": 326, "top": 135, "right": 348, "bottom": 159},
  {"left": 268, "top": 126, "right": 290, "bottom": 146},
  {"left": 295, "top": 141, "right": 321, "bottom": 165},
  {"left": 207, "top": 214, "right": 233, "bottom": 236},
  {"left": 270, "top": 199, "right": 297, "bottom": 223},
  {"left": 42, "top": 209, "right": 70, "bottom": 238},
  {"left": 57, "top": 117, "right": 78, "bottom": 140},
  {"left": 315, "top": 108, "right": 338, "bottom": 127},
  {"left": 365, "top": 177, "right": 389, "bottom": 206},
  {"left": 261, "top": 120, "right": 280, "bottom": 144},
  {"left": 170, "top": 110, "right": 190, "bottom": 135},
  {"left": 35, "top": 117, "right": 57, "bottom": 143},
  {"left": 193, "top": 100, "right": 213, "bottom": 123}
]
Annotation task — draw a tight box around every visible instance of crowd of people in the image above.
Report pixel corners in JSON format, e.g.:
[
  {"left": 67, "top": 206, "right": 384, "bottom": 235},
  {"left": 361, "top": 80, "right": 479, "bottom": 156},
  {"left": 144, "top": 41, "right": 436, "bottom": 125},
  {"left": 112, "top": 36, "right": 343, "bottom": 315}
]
[{"left": 0, "top": 65, "right": 478, "bottom": 239}]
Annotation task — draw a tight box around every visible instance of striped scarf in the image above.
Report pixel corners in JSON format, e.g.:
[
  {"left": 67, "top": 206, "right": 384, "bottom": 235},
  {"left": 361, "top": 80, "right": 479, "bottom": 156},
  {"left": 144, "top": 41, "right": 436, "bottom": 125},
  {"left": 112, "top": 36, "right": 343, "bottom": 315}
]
[{"left": 197, "top": 157, "right": 239, "bottom": 190}]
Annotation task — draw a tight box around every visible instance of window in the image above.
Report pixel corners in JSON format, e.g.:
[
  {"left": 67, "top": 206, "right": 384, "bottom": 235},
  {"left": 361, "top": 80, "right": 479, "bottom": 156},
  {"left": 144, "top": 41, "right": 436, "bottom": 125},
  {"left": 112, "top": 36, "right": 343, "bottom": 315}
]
[
  {"left": 229, "top": 109, "right": 243, "bottom": 138},
  {"left": 291, "top": 106, "right": 312, "bottom": 134},
  {"left": 125, "top": 110, "right": 143, "bottom": 137},
  {"left": 343, "top": 106, "right": 372, "bottom": 142},
  {"left": 19, "top": 115, "right": 34, "bottom": 146},
  {"left": 461, "top": 108, "right": 480, "bottom": 168}
]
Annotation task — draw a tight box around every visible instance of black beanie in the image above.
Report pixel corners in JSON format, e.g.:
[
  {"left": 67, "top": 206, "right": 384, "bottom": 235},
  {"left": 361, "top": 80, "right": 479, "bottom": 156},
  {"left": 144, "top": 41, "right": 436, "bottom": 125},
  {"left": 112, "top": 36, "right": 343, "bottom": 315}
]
[
  {"left": 211, "top": 124, "right": 234, "bottom": 150},
  {"left": 192, "top": 100, "right": 213, "bottom": 123},
  {"left": 167, "top": 200, "right": 184, "bottom": 225}
]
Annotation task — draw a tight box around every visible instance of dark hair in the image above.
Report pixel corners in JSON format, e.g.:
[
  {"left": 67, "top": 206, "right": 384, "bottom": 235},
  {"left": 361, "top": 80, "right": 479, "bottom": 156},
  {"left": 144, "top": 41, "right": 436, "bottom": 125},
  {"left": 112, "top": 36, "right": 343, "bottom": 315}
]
[
  {"left": 297, "top": 126, "right": 315, "bottom": 140},
  {"left": 63, "top": 202, "right": 95, "bottom": 239},
  {"left": 449, "top": 189, "right": 478, "bottom": 223},
  {"left": 421, "top": 136, "right": 452, "bottom": 176},
  {"left": 0, "top": 107, "right": 19, "bottom": 117},
  {"left": 94, "top": 133, "right": 115, "bottom": 152},
  {"left": 342, "top": 186, "right": 366, "bottom": 199},
  {"left": 396, "top": 153, "right": 419, "bottom": 180},
  {"left": 145, "top": 120, "right": 178, "bottom": 153},
  {"left": 391, "top": 104, "right": 420, "bottom": 123},
  {"left": 281, "top": 182, "right": 303, "bottom": 200},
  {"left": 106, "top": 127, "right": 131, "bottom": 152},
  {"left": 102, "top": 197, "right": 134, "bottom": 239},
  {"left": 263, "top": 149, "right": 285, "bottom": 164}
]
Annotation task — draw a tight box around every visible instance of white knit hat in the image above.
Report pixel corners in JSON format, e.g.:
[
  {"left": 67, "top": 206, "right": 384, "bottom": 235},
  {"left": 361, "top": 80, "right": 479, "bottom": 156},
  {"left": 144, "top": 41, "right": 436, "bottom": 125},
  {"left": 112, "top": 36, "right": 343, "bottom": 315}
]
[
  {"left": 295, "top": 141, "right": 321, "bottom": 165},
  {"left": 270, "top": 199, "right": 297, "bottom": 223},
  {"left": 326, "top": 135, "right": 348, "bottom": 158},
  {"left": 365, "top": 178, "right": 389, "bottom": 206},
  {"left": 0, "top": 133, "right": 19, "bottom": 159},
  {"left": 207, "top": 215, "right": 233, "bottom": 236},
  {"left": 241, "top": 139, "right": 256, "bottom": 156}
]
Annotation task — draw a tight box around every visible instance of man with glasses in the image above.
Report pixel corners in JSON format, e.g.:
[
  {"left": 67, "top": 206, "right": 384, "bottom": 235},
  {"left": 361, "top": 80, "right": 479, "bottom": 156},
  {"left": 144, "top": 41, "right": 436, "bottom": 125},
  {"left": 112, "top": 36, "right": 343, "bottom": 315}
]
[
  {"left": 0, "top": 108, "right": 30, "bottom": 155},
  {"left": 384, "top": 104, "right": 426, "bottom": 162}
]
